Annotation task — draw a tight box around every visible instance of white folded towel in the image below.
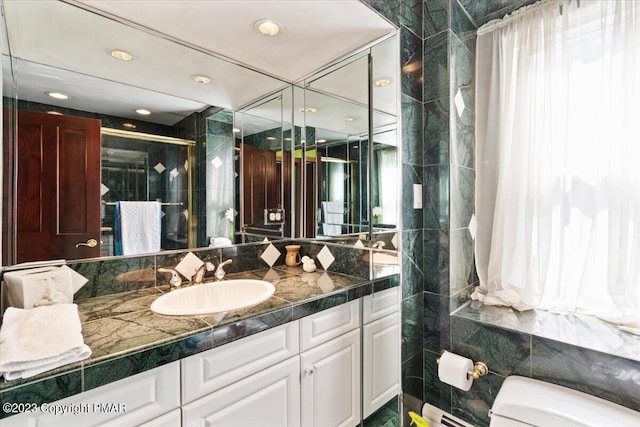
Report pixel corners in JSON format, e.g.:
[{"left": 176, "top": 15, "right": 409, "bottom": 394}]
[
  {"left": 0, "top": 304, "right": 92, "bottom": 381},
  {"left": 118, "top": 201, "right": 161, "bottom": 255}
]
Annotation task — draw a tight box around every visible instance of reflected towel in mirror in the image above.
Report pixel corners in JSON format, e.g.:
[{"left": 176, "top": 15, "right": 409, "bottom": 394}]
[
  {"left": 114, "top": 201, "right": 161, "bottom": 255},
  {"left": 321, "top": 201, "right": 344, "bottom": 235}
]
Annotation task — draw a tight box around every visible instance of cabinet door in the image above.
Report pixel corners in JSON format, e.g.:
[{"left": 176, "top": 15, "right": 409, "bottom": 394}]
[
  {"left": 182, "top": 356, "right": 300, "bottom": 427},
  {"left": 301, "top": 329, "right": 361, "bottom": 427},
  {"left": 362, "top": 313, "right": 399, "bottom": 418}
]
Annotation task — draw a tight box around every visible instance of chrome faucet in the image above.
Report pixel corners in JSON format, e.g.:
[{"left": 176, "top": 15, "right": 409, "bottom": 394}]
[
  {"left": 193, "top": 262, "right": 215, "bottom": 283},
  {"left": 373, "top": 241, "right": 386, "bottom": 250},
  {"left": 214, "top": 259, "right": 233, "bottom": 280},
  {"left": 158, "top": 268, "right": 182, "bottom": 288}
]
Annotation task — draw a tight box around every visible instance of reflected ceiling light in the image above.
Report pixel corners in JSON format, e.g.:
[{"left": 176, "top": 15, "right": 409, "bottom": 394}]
[
  {"left": 135, "top": 109, "right": 151, "bottom": 115},
  {"left": 192, "top": 74, "right": 212, "bottom": 84},
  {"left": 284, "top": 137, "right": 292, "bottom": 141},
  {"left": 266, "top": 136, "right": 277, "bottom": 141},
  {"left": 374, "top": 77, "right": 393, "bottom": 87},
  {"left": 47, "top": 111, "right": 63, "bottom": 115},
  {"left": 402, "top": 61, "right": 421, "bottom": 73},
  {"left": 352, "top": 145, "right": 359, "bottom": 149},
  {"left": 233, "top": 128, "right": 240, "bottom": 133},
  {"left": 255, "top": 19, "right": 281, "bottom": 36},
  {"left": 108, "top": 49, "right": 134, "bottom": 61},
  {"left": 298, "top": 107, "right": 318, "bottom": 113},
  {"left": 343, "top": 116, "right": 354, "bottom": 122},
  {"left": 47, "top": 92, "right": 68, "bottom": 100},
  {"left": 317, "top": 139, "right": 327, "bottom": 143},
  {"left": 122, "top": 123, "right": 137, "bottom": 129}
]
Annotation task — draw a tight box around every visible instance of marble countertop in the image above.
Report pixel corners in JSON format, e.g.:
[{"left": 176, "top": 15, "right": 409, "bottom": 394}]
[{"left": 0, "top": 265, "right": 397, "bottom": 414}]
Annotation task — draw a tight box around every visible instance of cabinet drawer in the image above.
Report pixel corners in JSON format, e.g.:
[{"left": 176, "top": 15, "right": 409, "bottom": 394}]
[
  {"left": 181, "top": 321, "right": 299, "bottom": 403},
  {"left": 300, "top": 300, "right": 359, "bottom": 352},
  {"left": 182, "top": 356, "right": 300, "bottom": 427},
  {"left": 2, "top": 362, "right": 180, "bottom": 427},
  {"left": 362, "top": 287, "right": 398, "bottom": 324},
  {"left": 138, "top": 409, "right": 181, "bottom": 427}
]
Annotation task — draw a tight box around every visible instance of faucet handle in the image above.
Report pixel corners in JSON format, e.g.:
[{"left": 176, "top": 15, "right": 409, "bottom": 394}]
[
  {"left": 215, "top": 259, "right": 233, "bottom": 280},
  {"left": 158, "top": 268, "right": 182, "bottom": 287}
]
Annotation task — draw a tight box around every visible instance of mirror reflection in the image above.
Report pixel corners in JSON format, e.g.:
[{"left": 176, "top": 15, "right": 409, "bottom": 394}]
[{"left": 1, "top": 0, "right": 398, "bottom": 265}]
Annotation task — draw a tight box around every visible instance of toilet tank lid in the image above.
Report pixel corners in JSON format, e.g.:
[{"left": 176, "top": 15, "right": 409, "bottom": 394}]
[{"left": 491, "top": 376, "right": 639, "bottom": 427}]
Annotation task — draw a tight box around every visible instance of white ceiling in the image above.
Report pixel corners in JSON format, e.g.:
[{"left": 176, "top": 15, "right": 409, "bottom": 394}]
[{"left": 2, "top": 0, "right": 397, "bottom": 129}]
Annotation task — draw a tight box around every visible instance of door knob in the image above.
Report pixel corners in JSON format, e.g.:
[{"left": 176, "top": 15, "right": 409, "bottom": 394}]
[{"left": 76, "top": 238, "right": 98, "bottom": 248}]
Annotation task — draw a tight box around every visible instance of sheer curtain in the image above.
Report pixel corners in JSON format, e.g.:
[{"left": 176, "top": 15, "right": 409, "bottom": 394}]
[{"left": 473, "top": 0, "right": 640, "bottom": 328}]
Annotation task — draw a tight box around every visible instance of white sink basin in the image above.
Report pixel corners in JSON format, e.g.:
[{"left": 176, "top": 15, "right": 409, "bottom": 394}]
[{"left": 150, "top": 279, "right": 275, "bottom": 316}]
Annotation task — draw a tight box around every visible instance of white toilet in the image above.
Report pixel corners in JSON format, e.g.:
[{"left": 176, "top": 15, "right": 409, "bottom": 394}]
[{"left": 489, "top": 376, "right": 640, "bottom": 426}]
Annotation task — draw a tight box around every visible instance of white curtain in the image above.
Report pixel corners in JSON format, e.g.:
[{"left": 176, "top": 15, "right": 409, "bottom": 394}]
[{"left": 473, "top": 0, "right": 640, "bottom": 328}]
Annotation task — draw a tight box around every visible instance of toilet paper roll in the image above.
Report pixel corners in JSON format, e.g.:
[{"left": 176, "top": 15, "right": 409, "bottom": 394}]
[{"left": 437, "top": 351, "right": 474, "bottom": 391}]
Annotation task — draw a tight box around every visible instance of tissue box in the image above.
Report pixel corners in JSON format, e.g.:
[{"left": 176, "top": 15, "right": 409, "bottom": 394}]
[{"left": 3, "top": 266, "right": 76, "bottom": 309}]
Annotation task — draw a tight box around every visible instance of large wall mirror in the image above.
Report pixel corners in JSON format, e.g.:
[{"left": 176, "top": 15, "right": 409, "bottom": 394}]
[{"left": 1, "top": 0, "right": 398, "bottom": 265}]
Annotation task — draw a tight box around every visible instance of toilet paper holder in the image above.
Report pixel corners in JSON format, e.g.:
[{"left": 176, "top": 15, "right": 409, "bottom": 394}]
[{"left": 436, "top": 351, "right": 489, "bottom": 380}]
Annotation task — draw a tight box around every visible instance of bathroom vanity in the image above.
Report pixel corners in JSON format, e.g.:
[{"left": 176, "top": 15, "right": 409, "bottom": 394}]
[{"left": 0, "top": 260, "right": 399, "bottom": 427}]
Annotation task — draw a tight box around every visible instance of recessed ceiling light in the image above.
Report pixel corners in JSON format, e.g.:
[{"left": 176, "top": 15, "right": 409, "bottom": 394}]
[
  {"left": 135, "top": 109, "right": 151, "bottom": 115},
  {"left": 47, "top": 111, "right": 63, "bottom": 115},
  {"left": 374, "top": 77, "right": 393, "bottom": 87},
  {"left": 122, "top": 123, "right": 137, "bottom": 129},
  {"left": 317, "top": 139, "right": 327, "bottom": 143},
  {"left": 108, "top": 49, "right": 134, "bottom": 61},
  {"left": 255, "top": 19, "right": 281, "bottom": 36},
  {"left": 343, "top": 116, "right": 354, "bottom": 122},
  {"left": 47, "top": 92, "right": 68, "bottom": 100},
  {"left": 266, "top": 136, "right": 277, "bottom": 141},
  {"left": 233, "top": 128, "right": 240, "bottom": 133},
  {"left": 297, "top": 107, "right": 318, "bottom": 113},
  {"left": 192, "top": 74, "right": 212, "bottom": 84}
]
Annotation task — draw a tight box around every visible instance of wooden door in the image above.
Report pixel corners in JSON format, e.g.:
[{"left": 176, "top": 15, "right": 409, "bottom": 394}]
[
  {"left": 13, "top": 111, "right": 101, "bottom": 262},
  {"left": 241, "top": 143, "right": 278, "bottom": 228}
]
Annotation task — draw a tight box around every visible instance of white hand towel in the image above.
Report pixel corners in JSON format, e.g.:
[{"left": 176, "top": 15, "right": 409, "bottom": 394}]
[
  {"left": 118, "top": 201, "right": 161, "bottom": 255},
  {"left": 0, "top": 304, "right": 92, "bottom": 381}
]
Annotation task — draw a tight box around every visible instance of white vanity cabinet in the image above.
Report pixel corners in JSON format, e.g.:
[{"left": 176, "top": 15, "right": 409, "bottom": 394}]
[
  {"left": 2, "top": 362, "right": 181, "bottom": 427},
  {"left": 180, "top": 322, "right": 301, "bottom": 427},
  {"left": 300, "top": 300, "right": 361, "bottom": 427},
  {"left": 362, "top": 287, "right": 400, "bottom": 418},
  {"left": 2, "top": 287, "right": 400, "bottom": 427},
  {"left": 181, "top": 356, "right": 300, "bottom": 427}
]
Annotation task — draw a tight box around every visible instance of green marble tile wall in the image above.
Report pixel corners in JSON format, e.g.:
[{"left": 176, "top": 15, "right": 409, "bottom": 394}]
[{"left": 367, "top": 1, "right": 640, "bottom": 426}]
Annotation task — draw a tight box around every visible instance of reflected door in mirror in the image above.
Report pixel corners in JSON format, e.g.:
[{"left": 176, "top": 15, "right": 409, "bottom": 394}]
[
  {"left": 8, "top": 111, "right": 101, "bottom": 263},
  {"left": 241, "top": 144, "right": 279, "bottom": 230}
]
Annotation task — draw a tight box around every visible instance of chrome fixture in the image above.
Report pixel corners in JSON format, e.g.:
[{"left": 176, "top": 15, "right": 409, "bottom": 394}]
[
  {"left": 214, "top": 259, "right": 233, "bottom": 280},
  {"left": 158, "top": 267, "right": 182, "bottom": 287},
  {"left": 373, "top": 241, "right": 386, "bottom": 249},
  {"left": 193, "top": 262, "right": 215, "bottom": 283}
]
